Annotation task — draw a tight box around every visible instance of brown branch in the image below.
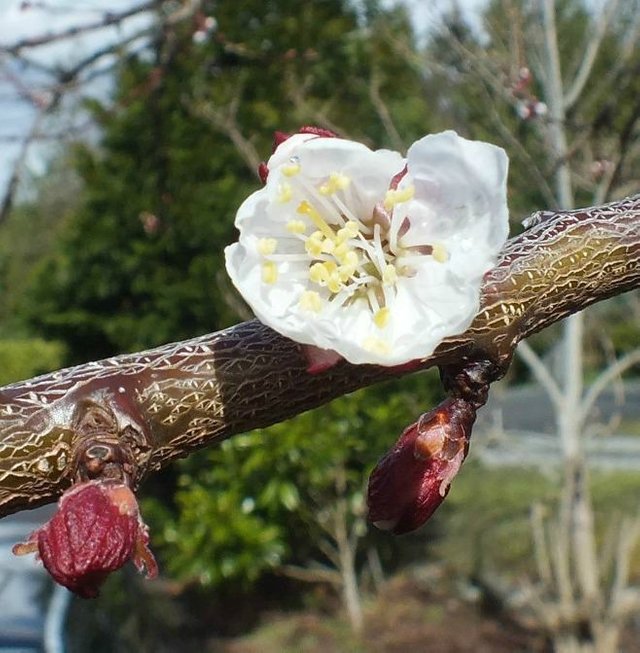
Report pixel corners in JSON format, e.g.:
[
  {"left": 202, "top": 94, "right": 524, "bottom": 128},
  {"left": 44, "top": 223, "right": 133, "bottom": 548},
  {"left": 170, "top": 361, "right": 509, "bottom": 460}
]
[
  {"left": 367, "top": 68, "right": 405, "bottom": 151},
  {"left": 0, "top": 196, "right": 640, "bottom": 517},
  {"left": 186, "top": 89, "right": 262, "bottom": 178},
  {"left": 1, "top": 1, "right": 158, "bottom": 54},
  {"left": 0, "top": 1, "right": 202, "bottom": 225},
  {"left": 277, "top": 564, "right": 342, "bottom": 586}
]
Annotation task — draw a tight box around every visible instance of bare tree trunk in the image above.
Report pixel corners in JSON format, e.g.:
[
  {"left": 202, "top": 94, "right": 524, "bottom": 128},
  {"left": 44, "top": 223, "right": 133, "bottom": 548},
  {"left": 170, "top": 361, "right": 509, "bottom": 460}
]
[
  {"left": 337, "top": 529, "right": 364, "bottom": 634},
  {"left": 526, "top": 3, "right": 625, "bottom": 651},
  {"left": 332, "top": 485, "right": 364, "bottom": 634}
]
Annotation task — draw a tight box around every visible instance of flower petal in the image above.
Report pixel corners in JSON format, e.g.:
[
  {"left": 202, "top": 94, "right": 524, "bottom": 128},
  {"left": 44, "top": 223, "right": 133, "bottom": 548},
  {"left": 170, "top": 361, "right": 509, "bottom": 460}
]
[{"left": 225, "top": 129, "right": 510, "bottom": 367}]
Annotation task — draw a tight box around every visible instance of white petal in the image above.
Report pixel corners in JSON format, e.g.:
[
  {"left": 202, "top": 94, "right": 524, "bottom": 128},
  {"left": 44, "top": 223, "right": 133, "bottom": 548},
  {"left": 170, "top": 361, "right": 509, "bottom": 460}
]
[
  {"left": 404, "top": 130, "right": 509, "bottom": 251},
  {"left": 267, "top": 132, "right": 317, "bottom": 168}
]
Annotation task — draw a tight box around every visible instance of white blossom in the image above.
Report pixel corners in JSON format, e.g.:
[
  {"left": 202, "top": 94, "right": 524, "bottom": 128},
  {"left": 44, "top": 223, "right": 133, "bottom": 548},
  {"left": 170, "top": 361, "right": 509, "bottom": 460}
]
[{"left": 225, "top": 130, "right": 509, "bottom": 366}]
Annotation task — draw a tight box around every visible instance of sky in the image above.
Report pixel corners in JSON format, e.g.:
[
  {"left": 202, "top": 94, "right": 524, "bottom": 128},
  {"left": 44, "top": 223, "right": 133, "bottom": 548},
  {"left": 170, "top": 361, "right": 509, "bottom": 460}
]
[
  {"left": 0, "top": 0, "right": 155, "bottom": 199},
  {"left": 0, "top": 0, "right": 489, "bottom": 203}
]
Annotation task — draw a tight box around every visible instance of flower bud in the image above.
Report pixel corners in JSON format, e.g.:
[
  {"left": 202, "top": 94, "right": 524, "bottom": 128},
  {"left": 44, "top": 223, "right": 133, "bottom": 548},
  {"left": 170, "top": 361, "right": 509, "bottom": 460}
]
[
  {"left": 13, "top": 480, "right": 157, "bottom": 598},
  {"left": 367, "top": 397, "right": 476, "bottom": 534}
]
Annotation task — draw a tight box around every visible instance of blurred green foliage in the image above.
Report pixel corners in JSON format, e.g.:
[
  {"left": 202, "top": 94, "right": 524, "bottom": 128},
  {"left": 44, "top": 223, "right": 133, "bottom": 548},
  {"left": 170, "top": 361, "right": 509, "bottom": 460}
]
[
  {"left": 146, "top": 372, "right": 441, "bottom": 588},
  {"left": 0, "top": 338, "right": 66, "bottom": 385}
]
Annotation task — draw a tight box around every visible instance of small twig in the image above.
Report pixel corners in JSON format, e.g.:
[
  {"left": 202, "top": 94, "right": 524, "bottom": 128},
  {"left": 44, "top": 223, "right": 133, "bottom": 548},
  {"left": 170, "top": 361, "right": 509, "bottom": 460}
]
[
  {"left": 517, "top": 340, "right": 563, "bottom": 412},
  {"left": 367, "top": 68, "right": 405, "bottom": 151},
  {"left": 1, "top": 1, "right": 157, "bottom": 54},
  {"left": 277, "top": 564, "right": 342, "bottom": 586},
  {"left": 579, "top": 349, "right": 640, "bottom": 425},
  {"left": 531, "top": 503, "right": 553, "bottom": 586},
  {"left": 563, "top": 0, "right": 619, "bottom": 111}
]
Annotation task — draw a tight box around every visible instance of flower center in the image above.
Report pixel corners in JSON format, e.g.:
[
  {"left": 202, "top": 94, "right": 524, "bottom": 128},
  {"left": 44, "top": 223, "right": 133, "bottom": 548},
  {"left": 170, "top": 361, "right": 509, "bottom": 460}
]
[{"left": 258, "top": 158, "right": 448, "bottom": 330}]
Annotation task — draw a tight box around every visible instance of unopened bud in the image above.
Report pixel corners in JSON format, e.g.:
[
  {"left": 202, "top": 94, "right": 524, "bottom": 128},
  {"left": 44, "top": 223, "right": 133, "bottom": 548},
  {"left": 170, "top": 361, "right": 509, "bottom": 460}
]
[
  {"left": 13, "top": 480, "right": 157, "bottom": 598},
  {"left": 367, "top": 397, "right": 476, "bottom": 534}
]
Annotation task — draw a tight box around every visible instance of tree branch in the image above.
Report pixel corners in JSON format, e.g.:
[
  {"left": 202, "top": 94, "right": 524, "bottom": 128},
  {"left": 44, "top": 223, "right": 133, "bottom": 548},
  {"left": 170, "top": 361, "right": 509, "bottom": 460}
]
[
  {"left": 1, "top": 1, "right": 158, "bottom": 54},
  {"left": 516, "top": 340, "right": 563, "bottom": 412},
  {"left": 563, "top": 0, "right": 619, "bottom": 112},
  {"left": 1, "top": 196, "right": 640, "bottom": 517},
  {"left": 579, "top": 349, "right": 640, "bottom": 425}
]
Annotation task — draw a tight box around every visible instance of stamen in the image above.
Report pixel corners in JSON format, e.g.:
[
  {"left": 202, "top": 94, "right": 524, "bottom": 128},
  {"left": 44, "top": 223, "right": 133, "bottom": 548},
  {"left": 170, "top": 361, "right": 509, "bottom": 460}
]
[
  {"left": 336, "top": 221, "right": 359, "bottom": 243},
  {"left": 327, "top": 271, "right": 343, "bottom": 294},
  {"left": 432, "top": 243, "right": 449, "bottom": 263},
  {"left": 262, "top": 261, "right": 278, "bottom": 284},
  {"left": 321, "top": 238, "right": 336, "bottom": 254},
  {"left": 257, "top": 238, "right": 277, "bottom": 255},
  {"left": 382, "top": 264, "right": 398, "bottom": 286},
  {"left": 286, "top": 219, "right": 306, "bottom": 234},
  {"left": 372, "top": 224, "right": 387, "bottom": 271},
  {"left": 309, "top": 262, "right": 329, "bottom": 285},
  {"left": 277, "top": 183, "right": 293, "bottom": 203},
  {"left": 331, "top": 193, "right": 369, "bottom": 232},
  {"left": 305, "top": 230, "right": 325, "bottom": 257},
  {"left": 298, "top": 201, "right": 335, "bottom": 240},
  {"left": 383, "top": 185, "right": 415, "bottom": 210},
  {"left": 296, "top": 174, "right": 347, "bottom": 227},
  {"left": 282, "top": 157, "right": 301, "bottom": 177},
  {"left": 389, "top": 215, "right": 409, "bottom": 254},
  {"left": 319, "top": 172, "right": 351, "bottom": 195},
  {"left": 373, "top": 307, "right": 391, "bottom": 329},
  {"left": 367, "top": 288, "right": 381, "bottom": 313},
  {"left": 299, "top": 290, "right": 323, "bottom": 312}
]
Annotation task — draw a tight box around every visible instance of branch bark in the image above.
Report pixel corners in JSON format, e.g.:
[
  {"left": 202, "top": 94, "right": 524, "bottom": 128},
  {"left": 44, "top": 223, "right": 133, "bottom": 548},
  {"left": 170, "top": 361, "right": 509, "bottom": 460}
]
[{"left": 1, "top": 196, "right": 640, "bottom": 517}]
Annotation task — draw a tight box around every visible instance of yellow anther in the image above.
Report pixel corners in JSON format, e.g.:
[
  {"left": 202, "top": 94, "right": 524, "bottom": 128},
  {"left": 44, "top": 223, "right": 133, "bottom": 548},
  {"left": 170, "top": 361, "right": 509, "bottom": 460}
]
[
  {"left": 309, "top": 262, "right": 328, "bottom": 284},
  {"left": 336, "top": 228, "right": 350, "bottom": 244},
  {"left": 277, "top": 183, "right": 293, "bottom": 203},
  {"left": 305, "top": 238, "right": 323, "bottom": 258},
  {"left": 321, "top": 238, "right": 336, "bottom": 254},
  {"left": 363, "top": 336, "right": 391, "bottom": 356},
  {"left": 282, "top": 162, "right": 301, "bottom": 177},
  {"left": 338, "top": 264, "right": 356, "bottom": 282},
  {"left": 327, "top": 272, "right": 343, "bottom": 294},
  {"left": 297, "top": 201, "right": 335, "bottom": 239},
  {"left": 305, "top": 231, "right": 324, "bottom": 257},
  {"left": 432, "top": 243, "right": 449, "bottom": 263},
  {"left": 383, "top": 185, "right": 415, "bottom": 210},
  {"left": 262, "top": 261, "right": 278, "bottom": 284},
  {"left": 373, "top": 307, "right": 391, "bottom": 329},
  {"left": 344, "top": 221, "right": 359, "bottom": 237},
  {"left": 319, "top": 172, "right": 350, "bottom": 195},
  {"left": 257, "top": 237, "right": 277, "bottom": 255},
  {"left": 299, "top": 290, "right": 323, "bottom": 313},
  {"left": 335, "top": 243, "right": 357, "bottom": 265},
  {"left": 286, "top": 219, "right": 306, "bottom": 234},
  {"left": 382, "top": 263, "right": 398, "bottom": 286},
  {"left": 334, "top": 241, "right": 349, "bottom": 259},
  {"left": 336, "top": 221, "right": 359, "bottom": 243}
]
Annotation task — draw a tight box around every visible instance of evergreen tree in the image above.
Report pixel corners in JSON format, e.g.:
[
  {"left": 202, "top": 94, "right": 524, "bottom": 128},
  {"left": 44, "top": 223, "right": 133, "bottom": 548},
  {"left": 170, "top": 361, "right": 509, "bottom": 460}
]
[{"left": 24, "top": 0, "right": 431, "bottom": 364}]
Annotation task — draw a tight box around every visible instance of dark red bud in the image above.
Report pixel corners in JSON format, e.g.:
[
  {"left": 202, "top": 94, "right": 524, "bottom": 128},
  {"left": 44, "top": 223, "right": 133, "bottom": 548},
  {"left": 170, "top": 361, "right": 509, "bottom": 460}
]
[
  {"left": 259, "top": 127, "right": 338, "bottom": 183},
  {"left": 273, "top": 131, "right": 290, "bottom": 149},
  {"left": 13, "top": 480, "right": 157, "bottom": 598},
  {"left": 258, "top": 162, "right": 269, "bottom": 184},
  {"left": 298, "top": 125, "right": 338, "bottom": 138},
  {"left": 367, "top": 398, "right": 476, "bottom": 534}
]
